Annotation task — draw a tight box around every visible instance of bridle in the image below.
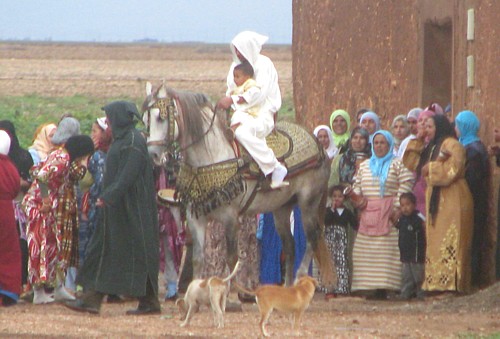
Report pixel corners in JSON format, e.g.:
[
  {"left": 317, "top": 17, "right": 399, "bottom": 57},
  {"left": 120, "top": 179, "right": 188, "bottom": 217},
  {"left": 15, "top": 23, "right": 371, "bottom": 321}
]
[{"left": 145, "top": 95, "right": 217, "bottom": 154}]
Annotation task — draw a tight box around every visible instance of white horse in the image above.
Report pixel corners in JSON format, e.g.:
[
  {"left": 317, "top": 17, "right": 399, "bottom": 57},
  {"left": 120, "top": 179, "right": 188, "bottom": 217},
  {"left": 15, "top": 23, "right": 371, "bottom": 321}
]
[{"left": 142, "top": 82, "right": 334, "bottom": 286}]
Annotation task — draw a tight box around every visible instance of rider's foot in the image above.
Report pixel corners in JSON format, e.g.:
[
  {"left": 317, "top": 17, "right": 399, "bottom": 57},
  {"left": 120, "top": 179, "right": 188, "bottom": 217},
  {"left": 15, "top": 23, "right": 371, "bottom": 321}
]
[{"left": 270, "top": 163, "right": 289, "bottom": 189}]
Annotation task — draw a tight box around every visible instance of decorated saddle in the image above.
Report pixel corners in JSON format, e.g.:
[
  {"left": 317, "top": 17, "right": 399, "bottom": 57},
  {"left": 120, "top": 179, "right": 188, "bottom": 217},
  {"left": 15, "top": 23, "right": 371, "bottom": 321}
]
[
  {"left": 175, "top": 121, "right": 325, "bottom": 217},
  {"left": 239, "top": 120, "right": 324, "bottom": 178}
]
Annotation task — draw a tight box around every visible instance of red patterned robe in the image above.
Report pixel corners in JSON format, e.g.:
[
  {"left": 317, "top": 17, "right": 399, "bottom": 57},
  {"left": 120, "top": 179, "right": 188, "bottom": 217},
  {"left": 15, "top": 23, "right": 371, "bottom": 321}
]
[
  {"left": 0, "top": 154, "right": 21, "bottom": 300},
  {"left": 23, "top": 148, "right": 86, "bottom": 287}
]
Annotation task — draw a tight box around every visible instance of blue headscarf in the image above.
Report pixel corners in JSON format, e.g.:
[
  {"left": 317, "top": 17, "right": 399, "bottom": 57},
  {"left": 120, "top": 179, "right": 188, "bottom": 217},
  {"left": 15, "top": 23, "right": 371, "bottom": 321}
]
[
  {"left": 369, "top": 130, "right": 395, "bottom": 196},
  {"left": 455, "top": 110, "right": 481, "bottom": 146}
]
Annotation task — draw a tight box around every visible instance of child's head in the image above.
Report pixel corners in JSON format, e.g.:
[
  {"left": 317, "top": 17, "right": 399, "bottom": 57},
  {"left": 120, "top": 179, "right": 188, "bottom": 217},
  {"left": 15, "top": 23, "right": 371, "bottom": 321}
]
[
  {"left": 399, "top": 192, "right": 416, "bottom": 216},
  {"left": 330, "top": 185, "right": 345, "bottom": 208},
  {"left": 233, "top": 61, "right": 254, "bottom": 87}
]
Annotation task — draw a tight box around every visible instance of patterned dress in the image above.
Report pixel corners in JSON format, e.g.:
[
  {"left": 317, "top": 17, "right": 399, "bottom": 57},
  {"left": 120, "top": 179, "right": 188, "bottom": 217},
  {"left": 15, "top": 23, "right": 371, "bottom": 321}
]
[
  {"left": 351, "top": 158, "right": 414, "bottom": 292},
  {"left": 79, "top": 150, "right": 106, "bottom": 264},
  {"left": 23, "top": 148, "right": 86, "bottom": 287},
  {"left": 324, "top": 207, "right": 357, "bottom": 294}
]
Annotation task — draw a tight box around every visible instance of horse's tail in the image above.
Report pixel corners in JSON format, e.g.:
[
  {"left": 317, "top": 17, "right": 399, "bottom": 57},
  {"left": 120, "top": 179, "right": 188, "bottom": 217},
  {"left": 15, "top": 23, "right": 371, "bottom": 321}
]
[
  {"left": 232, "top": 281, "right": 256, "bottom": 296},
  {"left": 222, "top": 259, "right": 241, "bottom": 283}
]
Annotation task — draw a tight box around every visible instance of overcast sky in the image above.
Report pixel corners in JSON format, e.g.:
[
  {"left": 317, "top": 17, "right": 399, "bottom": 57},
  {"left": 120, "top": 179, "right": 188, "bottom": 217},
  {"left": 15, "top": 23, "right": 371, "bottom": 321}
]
[{"left": 0, "top": 0, "right": 292, "bottom": 44}]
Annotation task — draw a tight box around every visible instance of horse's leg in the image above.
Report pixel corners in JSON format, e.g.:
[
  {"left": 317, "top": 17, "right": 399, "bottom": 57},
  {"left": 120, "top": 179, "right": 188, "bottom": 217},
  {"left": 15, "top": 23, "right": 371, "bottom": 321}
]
[
  {"left": 186, "top": 211, "right": 207, "bottom": 278},
  {"left": 296, "top": 196, "right": 322, "bottom": 278},
  {"left": 273, "top": 206, "right": 294, "bottom": 286},
  {"left": 220, "top": 211, "right": 239, "bottom": 271}
]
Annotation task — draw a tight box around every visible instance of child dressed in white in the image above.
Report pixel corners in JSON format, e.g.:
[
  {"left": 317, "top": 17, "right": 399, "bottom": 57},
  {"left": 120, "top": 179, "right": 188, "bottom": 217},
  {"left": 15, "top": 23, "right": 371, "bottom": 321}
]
[
  {"left": 230, "top": 61, "right": 261, "bottom": 126},
  {"left": 324, "top": 185, "right": 358, "bottom": 297}
]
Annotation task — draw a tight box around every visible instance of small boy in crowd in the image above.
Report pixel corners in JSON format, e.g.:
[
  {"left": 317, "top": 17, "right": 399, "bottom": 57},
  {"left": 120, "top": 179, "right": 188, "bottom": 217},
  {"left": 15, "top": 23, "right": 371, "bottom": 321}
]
[
  {"left": 395, "top": 192, "right": 426, "bottom": 300},
  {"left": 324, "top": 185, "right": 358, "bottom": 298}
]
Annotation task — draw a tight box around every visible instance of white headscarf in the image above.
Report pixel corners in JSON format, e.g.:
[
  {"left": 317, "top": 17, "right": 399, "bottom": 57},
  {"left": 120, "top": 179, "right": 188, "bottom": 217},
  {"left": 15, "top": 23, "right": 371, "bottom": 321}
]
[
  {"left": 0, "top": 130, "right": 11, "bottom": 155},
  {"left": 313, "top": 125, "right": 338, "bottom": 159}
]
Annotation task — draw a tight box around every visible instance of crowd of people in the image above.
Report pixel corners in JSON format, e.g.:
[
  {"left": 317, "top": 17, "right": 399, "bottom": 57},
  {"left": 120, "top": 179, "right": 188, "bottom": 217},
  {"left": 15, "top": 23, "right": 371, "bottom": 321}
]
[
  {"left": 307, "top": 104, "right": 497, "bottom": 300},
  {"left": 1, "top": 30, "right": 499, "bottom": 315}
]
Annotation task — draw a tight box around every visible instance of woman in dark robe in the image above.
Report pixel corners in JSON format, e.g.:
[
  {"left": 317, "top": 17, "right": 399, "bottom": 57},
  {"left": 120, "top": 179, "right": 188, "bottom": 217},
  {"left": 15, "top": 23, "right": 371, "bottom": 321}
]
[
  {"left": 455, "top": 110, "right": 490, "bottom": 288},
  {"left": 70, "top": 101, "right": 160, "bottom": 315},
  {"left": 0, "top": 131, "right": 21, "bottom": 306}
]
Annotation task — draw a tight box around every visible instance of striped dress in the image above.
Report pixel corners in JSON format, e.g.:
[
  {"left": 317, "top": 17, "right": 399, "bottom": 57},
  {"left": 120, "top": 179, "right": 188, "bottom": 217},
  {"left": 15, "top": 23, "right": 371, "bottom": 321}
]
[{"left": 351, "top": 158, "right": 414, "bottom": 291}]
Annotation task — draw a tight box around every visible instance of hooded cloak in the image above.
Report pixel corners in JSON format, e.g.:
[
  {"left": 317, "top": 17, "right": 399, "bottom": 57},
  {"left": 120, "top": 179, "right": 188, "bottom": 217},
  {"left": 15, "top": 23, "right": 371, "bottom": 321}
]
[{"left": 77, "top": 101, "right": 159, "bottom": 297}]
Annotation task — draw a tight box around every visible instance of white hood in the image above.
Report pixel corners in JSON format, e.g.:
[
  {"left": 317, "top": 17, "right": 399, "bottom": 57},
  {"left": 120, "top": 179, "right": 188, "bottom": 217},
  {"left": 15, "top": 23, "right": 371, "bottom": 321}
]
[{"left": 230, "top": 31, "right": 269, "bottom": 69}]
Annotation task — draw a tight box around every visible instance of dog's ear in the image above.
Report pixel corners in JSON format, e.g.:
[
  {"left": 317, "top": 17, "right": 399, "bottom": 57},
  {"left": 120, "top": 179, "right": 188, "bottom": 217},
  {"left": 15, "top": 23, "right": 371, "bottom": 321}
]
[{"left": 199, "top": 279, "right": 208, "bottom": 288}]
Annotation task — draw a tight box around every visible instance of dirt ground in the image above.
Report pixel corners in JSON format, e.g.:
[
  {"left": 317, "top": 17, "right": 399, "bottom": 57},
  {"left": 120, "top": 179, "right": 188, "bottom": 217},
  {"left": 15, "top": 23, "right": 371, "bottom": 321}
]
[
  {"left": 0, "top": 283, "right": 499, "bottom": 338},
  {"left": 1, "top": 42, "right": 499, "bottom": 338}
]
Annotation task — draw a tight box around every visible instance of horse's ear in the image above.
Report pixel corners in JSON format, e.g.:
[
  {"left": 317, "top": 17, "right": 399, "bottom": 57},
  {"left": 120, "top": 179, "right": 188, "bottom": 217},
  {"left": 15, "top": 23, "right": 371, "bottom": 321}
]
[
  {"left": 146, "top": 82, "right": 153, "bottom": 96},
  {"left": 158, "top": 84, "right": 167, "bottom": 99}
]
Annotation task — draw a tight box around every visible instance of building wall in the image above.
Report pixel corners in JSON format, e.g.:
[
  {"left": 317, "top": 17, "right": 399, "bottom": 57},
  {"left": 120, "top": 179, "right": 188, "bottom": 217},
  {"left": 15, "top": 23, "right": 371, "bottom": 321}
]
[
  {"left": 292, "top": 0, "right": 498, "bottom": 134},
  {"left": 292, "top": 0, "right": 499, "bottom": 285},
  {"left": 292, "top": 0, "right": 421, "bottom": 130},
  {"left": 453, "top": 0, "right": 499, "bottom": 142}
]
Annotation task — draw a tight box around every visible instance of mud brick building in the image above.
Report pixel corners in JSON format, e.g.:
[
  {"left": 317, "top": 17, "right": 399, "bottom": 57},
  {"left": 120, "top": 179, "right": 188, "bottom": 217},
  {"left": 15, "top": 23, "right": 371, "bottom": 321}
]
[{"left": 292, "top": 0, "right": 499, "bottom": 284}]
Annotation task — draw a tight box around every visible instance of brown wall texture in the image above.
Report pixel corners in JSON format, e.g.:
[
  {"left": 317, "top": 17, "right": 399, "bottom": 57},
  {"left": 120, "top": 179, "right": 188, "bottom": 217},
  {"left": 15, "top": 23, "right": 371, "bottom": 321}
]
[
  {"left": 292, "top": 0, "right": 499, "bottom": 137},
  {"left": 292, "top": 0, "right": 499, "bottom": 285},
  {"left": 292, "top": 0, "right": 421, "bottom": 130}
]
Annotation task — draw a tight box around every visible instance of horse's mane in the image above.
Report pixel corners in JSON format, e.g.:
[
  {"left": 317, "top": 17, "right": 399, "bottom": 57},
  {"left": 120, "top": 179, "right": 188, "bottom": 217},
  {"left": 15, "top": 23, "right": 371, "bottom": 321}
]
[{"left": 165, "top": 87, "right": 227, "bottom": 145}]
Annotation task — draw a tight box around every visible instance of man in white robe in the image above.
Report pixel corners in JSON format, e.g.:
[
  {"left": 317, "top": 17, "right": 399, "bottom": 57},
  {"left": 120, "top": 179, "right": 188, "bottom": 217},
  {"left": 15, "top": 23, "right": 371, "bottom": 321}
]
[{"left": 217, "top": 31, "right": 288, "bottom": 189}]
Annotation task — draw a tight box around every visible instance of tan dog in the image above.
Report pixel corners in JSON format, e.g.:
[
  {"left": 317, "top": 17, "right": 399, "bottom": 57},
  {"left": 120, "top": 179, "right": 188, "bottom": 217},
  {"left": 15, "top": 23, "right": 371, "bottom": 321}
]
[
  {"left": 234, "top": 276, "right": 318, "bottom": 337},
  {"left": 176, "top": 261, "right": 241, "bottom": 328}
]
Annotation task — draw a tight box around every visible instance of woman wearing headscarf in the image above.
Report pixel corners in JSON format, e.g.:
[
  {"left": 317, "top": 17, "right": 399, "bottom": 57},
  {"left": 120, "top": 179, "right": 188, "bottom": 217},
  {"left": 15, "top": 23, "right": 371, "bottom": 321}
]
[
  {"left": 28, "top": 123, "right": 57, "bottom": 165},
  {"left": 0, "top": 120, "right": 34, "bottom": 293},
  {"left": 324, "top": 127, "right": 371, "bottom": 295},
  {"left": 351, "top": 130, "right": 414, "bottom": 299},
  {"left": 359, "top": 111, "right": 381, "bottom": 143},
  {"left": 455, "top": 110, "right": 490, "bottom": 288},
  {"left": 23, "top": 135, "right": 94, "bottom": 304},
  {"left": 71, "top": 101, "right": 160, "bottom": 315},
  {"left": 397, "top": 107, "right": 423, "bottom": 159},
  {"left": 391, "top": 115, "right": 410, "bottom": 157},
  {"left": 402, "top": 109, "right": 436, "bottom": 217},
  {"left": 52, "top": 117, "right": 81, "bottom": 146},
  {"left": 0, "top": 131, "right": 21, "bottom": 306},
  {"left": 406, "top": 115, "right": 473, "bottom": 293},
  {"left": 79, "top": 118, "right": 112, "bottom": 269},
  {"left": 329, "top": 127, "right": 371, "bottom": 188},
  {"left": 313, "top": 125, "right": 338, "bottom": 160},
  {"left": 329, "top": 109, "right": 351, "bottom": 153}
]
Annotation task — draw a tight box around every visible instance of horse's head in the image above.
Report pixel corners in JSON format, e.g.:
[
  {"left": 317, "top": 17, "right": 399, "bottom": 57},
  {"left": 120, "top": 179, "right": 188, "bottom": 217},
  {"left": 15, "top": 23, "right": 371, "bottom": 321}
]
[
  {"left": 141, "top": 81, "right": 179, "bottom": 166},
  {"left": 142, "top": 81, "right": 234, "bottom": 168}
]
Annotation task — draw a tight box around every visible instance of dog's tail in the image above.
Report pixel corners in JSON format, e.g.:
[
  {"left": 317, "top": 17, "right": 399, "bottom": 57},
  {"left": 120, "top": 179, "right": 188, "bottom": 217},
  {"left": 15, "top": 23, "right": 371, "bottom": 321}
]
[
  {"left": 232, "top": 281, "right": 256, "bottom": 296},
  {"left": 222, "top": 260, "right": 242, "bottom": 283}
]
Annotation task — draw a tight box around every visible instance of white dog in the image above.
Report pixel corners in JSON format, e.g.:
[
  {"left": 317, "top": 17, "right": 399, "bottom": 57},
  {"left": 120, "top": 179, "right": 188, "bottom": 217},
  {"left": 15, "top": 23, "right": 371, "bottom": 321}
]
[{"left": 176, "top": 260, "right": 241, "bottom": 328}]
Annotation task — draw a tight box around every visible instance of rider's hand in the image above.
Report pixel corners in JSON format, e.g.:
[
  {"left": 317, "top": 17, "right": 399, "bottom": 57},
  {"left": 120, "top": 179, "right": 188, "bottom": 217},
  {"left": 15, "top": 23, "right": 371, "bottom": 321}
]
[{"left": 216, "top": 96, "right": 233, "bottom": 110}]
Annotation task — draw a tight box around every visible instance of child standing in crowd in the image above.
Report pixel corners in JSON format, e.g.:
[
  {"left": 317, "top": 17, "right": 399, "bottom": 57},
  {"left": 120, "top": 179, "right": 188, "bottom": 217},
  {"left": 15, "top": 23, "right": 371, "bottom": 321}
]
[
  {"left": 324, "top": 185, "right": 358, "bottom": 298},
  {"left": 395, "top": 192, "right": 426, "bottom": 300}
]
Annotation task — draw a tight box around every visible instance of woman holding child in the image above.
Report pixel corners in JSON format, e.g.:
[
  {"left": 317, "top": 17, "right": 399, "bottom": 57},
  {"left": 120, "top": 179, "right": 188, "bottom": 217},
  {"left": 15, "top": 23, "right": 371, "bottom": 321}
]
[
  {"left": 403, "top": 115, "right": 473, "bottom": 293},
  {"left": 351, "top": 130, "right": 414, "bottom": 300}
]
